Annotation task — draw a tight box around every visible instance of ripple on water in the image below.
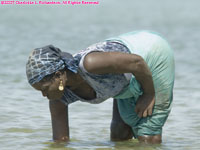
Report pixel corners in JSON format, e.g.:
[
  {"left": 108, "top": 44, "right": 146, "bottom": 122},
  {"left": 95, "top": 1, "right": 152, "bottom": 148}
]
[{"left": 5, "top": 127, "right": 35, "bottom": 133}]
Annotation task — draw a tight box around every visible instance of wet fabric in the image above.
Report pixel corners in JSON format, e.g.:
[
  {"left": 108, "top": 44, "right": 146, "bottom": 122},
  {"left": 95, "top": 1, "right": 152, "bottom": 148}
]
[
  {"left": 26, "top": 45, "right": 79, "bottom": 85},
  {"left": 60, "top": 41, "right": 132, "bottom": 105},
  {"left": 109, "top": 31, "right": 175, "bottom": 137}
]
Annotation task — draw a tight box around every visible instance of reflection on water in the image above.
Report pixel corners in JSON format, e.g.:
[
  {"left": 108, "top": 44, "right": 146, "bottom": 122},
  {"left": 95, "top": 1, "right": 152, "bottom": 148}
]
[
  {"left": 0, "top": 0, "right": 200, "bottom": 149},
  {"left": 44, "top": 139, "right": 161, "bottom": 150}
]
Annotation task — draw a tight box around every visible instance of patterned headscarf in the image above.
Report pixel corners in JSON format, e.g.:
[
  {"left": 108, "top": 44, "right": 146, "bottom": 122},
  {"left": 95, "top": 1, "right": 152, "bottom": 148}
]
[{"left": 26, "top": 45, "right": 79, "bottom": 85}]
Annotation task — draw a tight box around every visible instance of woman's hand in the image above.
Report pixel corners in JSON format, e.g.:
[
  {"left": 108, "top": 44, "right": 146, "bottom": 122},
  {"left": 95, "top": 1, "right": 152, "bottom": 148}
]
[
  {"left": 135, "top": 94, "right": 155, "bottom": 118},
  {"left": 49, "top": 100, "right": 70, "bottom": 142}
]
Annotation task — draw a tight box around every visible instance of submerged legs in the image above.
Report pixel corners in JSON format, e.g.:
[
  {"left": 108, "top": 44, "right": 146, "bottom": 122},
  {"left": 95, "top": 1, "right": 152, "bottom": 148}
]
[{"left": 110, "top": 99, "right": 134, "bottom": 141}]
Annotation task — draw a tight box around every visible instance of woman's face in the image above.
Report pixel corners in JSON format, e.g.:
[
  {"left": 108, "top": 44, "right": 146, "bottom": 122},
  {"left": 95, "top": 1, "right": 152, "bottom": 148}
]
[{"left": 32, "top": 75, "right": 65, "bottom": 100}]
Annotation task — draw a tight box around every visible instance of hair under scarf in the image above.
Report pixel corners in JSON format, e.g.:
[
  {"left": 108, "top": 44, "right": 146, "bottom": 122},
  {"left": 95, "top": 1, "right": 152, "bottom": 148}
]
[{"left": 26, "top": 45, "right": 79, "bottom": 85}]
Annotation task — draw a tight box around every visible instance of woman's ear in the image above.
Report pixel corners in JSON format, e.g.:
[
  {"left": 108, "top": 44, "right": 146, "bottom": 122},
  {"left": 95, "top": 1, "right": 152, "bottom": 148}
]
[
  {"left": 54, "top": 70, "right": 67, "bottom": 81},
  {"left": 54, "top": 71, "right": 62, "bottom": 78}
]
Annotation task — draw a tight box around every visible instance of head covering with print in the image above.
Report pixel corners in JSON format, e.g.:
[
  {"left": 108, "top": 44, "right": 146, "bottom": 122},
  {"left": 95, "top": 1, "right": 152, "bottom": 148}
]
[{"left": 26, "top": 45, "right": 79, "bottom": 85}]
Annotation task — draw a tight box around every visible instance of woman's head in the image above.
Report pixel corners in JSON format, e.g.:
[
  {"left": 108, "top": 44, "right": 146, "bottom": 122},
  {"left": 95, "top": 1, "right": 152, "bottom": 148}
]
[
  {"left": 32, "top": 69, "right": 67, "bottom": 100},
  {"left": 26, "top": 45, "right": 79, "bottom": 100}
]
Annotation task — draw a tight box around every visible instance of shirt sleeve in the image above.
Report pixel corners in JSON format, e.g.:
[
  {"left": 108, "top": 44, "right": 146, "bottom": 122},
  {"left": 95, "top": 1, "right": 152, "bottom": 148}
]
[{"left": 60, "top": 88, "right": 80, "bottom": 105}]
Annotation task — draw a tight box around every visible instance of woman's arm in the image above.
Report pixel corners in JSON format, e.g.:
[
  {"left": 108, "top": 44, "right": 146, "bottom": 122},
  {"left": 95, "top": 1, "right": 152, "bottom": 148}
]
[
  {"left": 49, "top": 100, "right": 69, "bottom": 141},
  {"left": 83, "top": 51, "right": 155, "bottom": 117}
]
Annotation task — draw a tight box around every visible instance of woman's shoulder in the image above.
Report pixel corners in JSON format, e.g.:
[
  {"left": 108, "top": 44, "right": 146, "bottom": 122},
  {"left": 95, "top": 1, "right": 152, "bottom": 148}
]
[
  {"left": 72, "top": 41, "right": 130, "bottom": 75},
  {"left": 73, "top": 41, "right": 130, "bottom": 59},
  {"left": 73, "top": 41, "right": 107, "bottom": 58}
]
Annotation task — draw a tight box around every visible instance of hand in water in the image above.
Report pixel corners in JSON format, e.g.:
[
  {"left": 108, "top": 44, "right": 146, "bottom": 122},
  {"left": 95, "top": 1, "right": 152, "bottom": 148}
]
[{"left": 135, "top": 94, "right": 155, "bottom": 118}]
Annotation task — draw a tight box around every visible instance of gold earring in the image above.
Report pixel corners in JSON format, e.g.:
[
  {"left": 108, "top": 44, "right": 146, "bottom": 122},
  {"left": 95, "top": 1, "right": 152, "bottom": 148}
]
[{"left": 58, "top": 80, "right": 64, "bottom": 91}]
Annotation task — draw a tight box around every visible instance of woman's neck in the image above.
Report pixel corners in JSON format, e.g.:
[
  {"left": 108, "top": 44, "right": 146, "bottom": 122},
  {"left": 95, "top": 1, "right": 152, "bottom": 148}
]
[{"left": 65, "top": 70, "right": 85, "bottom": 90}]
